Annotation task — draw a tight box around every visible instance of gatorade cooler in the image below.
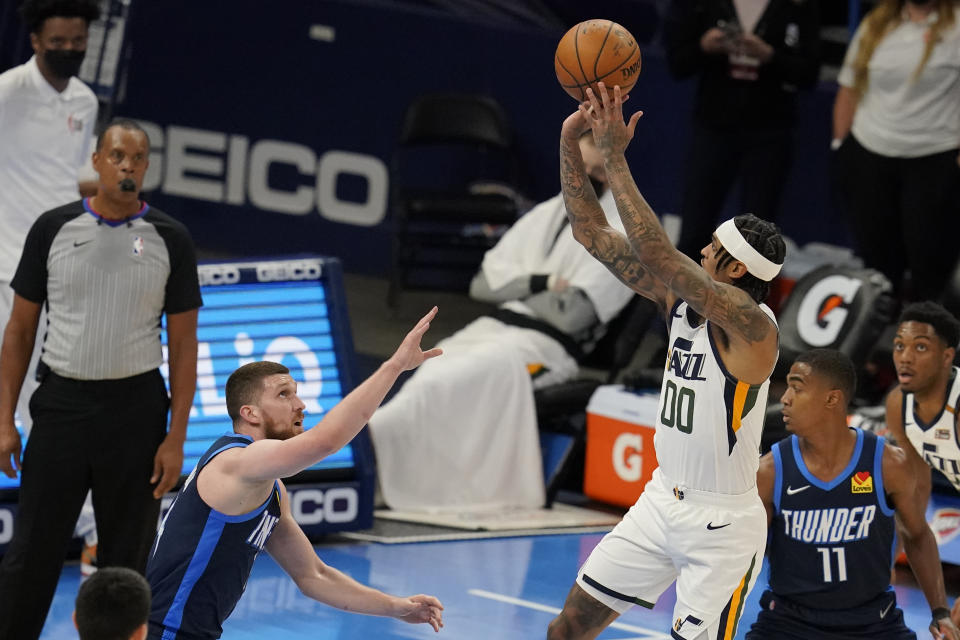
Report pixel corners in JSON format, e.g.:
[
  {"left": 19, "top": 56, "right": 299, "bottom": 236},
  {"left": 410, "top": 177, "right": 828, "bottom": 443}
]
[{"left": 584, "top": 385, "right": 661, "bottom": 507}]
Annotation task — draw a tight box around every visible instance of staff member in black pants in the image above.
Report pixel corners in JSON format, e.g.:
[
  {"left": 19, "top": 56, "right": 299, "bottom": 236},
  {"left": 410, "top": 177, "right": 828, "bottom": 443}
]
[
  {"left": 833, "top": 0, "right": 960, "bottom": 302},
  {"left": 0, "top": 118, "right": 201, "bottom": 640},
  {"left": 663, "top": 0, "right": 821, "bottom": 261}
]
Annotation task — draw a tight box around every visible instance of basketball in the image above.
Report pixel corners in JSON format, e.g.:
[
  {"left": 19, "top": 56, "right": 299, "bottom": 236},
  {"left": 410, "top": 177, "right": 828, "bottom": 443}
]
[{"left": 554, "top": 19, "right": 642, "bottom": 102}]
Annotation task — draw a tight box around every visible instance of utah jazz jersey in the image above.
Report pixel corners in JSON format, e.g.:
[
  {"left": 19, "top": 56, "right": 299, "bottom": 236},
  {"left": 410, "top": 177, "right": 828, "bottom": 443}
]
[
  {"left": 148, "top": 434, "right": 282, "bottom": 639},
  {"left": 655, "top": 300, "right": 775, "bottom": 493},
  {"left": 904, "top": 366, "right": 960, "bottom": 491},
  {"left": 768, "top": 429, "right": 896, "bottom": 610}
]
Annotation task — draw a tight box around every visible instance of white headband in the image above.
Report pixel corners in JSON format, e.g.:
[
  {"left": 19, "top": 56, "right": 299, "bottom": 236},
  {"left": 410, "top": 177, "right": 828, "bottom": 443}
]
[{"left": 714, "top": 218, "right": 782, "bottom": 282}]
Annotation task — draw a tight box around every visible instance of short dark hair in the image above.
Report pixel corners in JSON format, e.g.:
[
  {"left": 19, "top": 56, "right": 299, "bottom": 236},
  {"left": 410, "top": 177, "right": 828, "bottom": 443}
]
[
  {"left": 19, "top": 0, "right": 100, "bottom": 34},
  {"left": 898, "top": 301, "right": 960, "bottom": 349},
  {"left": 74, "top": 567, "right": 150, "bottom": 640},
  {"left": 715, "top": 214, "right": 786, "bottom": 304},
  {"left": 225, "top": 361, "right": 290, "bottom": 422},
  {"left": 96, "top": 118, "right": 149, "bottom": 152},
  {"left": 794, "top": 348, "right": 857, "bottom": 408}
]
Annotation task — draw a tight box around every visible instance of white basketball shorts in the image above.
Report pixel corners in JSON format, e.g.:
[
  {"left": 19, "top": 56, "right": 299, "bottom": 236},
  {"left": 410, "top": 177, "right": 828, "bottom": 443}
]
[{"left": 577, "top": 467, "right": 767, "bottom": 640}]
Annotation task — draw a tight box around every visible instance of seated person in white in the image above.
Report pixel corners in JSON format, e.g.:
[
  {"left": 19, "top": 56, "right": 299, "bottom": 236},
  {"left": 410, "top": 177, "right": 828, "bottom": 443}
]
[{"left": 369, "top": 133, "right": 635, "bottom": 511}]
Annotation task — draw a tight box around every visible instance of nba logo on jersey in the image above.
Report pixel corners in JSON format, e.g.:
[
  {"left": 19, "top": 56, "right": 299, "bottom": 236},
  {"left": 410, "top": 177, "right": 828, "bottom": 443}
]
[
  {"left": 246, "top": 512, "right": 280, "bottom": 551},
  {"left": 132, "top": 236, "right": 144, "bottom": 256},
  {"left": 851, "top": 471, "right": 873, "bottom": 494}
]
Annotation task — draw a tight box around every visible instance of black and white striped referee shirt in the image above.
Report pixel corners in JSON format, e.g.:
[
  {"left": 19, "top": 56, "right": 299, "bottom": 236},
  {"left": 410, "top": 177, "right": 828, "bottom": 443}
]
[{"left": 11, "top": 198, "right": 202, "bottom": 380}]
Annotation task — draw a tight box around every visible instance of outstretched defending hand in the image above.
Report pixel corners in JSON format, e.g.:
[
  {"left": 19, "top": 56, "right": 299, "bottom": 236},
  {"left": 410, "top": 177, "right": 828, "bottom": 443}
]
[
  {"left": 388, "top": 306, "right": 444, "bottom": 372},
  {"left": 579, "top": 83, "right": 643, "bottom": 158},
  {"left": 396, "top": 594, "right": 445, "bottom": 632}
]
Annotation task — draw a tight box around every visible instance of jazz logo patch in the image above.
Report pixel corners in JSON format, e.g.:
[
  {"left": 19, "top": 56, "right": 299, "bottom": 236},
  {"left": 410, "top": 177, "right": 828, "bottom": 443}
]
[
  {"left": 132, "top": 235, "right": 144, "bottom": 256},
  {"left": 851, "top": 471, "right": 873, "bottom": 494},
  {"left": 674, "top": 615, "right": 703, "bottom": 633}
]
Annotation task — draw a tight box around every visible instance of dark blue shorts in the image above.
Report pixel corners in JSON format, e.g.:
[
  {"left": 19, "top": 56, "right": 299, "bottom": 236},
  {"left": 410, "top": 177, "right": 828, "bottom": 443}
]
[{"left": 744, "top": 590, "right": 917, "bottom": 640}]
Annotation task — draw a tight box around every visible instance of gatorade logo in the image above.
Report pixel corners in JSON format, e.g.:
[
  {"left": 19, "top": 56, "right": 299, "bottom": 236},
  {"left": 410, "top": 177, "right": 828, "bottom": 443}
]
[
  {"left": 931, "top": 508, "right": 960, "bottom": 545},
  {"left": 796, "top": 275, "right": 863, "bottom": 347},
  {"left": 851, "top": 471, "right": 873, "bottom": 494},
  {"left": 612, "top": 432, "right": 643, "bottom": 482}
]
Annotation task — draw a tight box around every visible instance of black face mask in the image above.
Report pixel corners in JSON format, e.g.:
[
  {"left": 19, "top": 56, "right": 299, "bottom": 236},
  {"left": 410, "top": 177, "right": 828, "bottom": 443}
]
[{"left": 43, "top": 49, "right": 85, "bottom": 80}]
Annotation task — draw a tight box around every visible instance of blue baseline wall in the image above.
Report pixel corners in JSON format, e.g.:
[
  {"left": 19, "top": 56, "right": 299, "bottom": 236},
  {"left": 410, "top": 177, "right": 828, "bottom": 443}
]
[{"left": 115, "top": 0, "right": 848, "bottom": 275}]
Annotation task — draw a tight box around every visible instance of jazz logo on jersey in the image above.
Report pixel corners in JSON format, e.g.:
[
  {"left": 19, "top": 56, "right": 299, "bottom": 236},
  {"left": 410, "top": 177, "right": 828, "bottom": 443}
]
[
  {"left": 132, "top": 235, "right": 144, "bottom": 256},
  {"left": 666, "top": 337, "right": 707, "bottom": 381},
  {"left": 246, "top": 512, "right": 280, "bottom": 551},
  {"left": 851, "top": 471, "right": 873, "bottom": 494},
  {"left": 931, "top": 508, "right": 960, "bottom": 545},
  {"left": 674, "top": 615, "right": 703, "bottom": 633}
]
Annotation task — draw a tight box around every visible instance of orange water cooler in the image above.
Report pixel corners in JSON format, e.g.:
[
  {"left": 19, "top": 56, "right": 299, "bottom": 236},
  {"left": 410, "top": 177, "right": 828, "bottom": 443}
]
[{"left": 584, "top": 385, "right": 661, "bottom": 508}]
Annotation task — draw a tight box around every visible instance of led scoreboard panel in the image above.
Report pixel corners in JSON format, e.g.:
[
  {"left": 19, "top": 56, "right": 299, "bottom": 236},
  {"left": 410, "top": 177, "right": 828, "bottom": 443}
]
[
  {"left": 0, "top": 256, "right": 374, "bottom": 549},
  {"left": 173, "top": 257, "right": 357, "bottom": 478}
]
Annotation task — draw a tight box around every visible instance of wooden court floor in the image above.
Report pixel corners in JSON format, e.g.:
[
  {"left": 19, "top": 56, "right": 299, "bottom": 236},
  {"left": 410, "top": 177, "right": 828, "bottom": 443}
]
[{"left": 41, "top": 531, "right": 949, "bottom": 639}]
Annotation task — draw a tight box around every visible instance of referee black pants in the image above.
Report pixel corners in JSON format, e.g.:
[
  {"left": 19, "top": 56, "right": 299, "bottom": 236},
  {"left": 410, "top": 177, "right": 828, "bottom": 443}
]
[
  {"left": 0, "top": 368, "right": 169, "bottom": 640},
  {"left": 676, "top": 122, "right": 793, "bottom": 261},
  {"left": 841, "top": 135, "right": 960, "bottom": 301}
]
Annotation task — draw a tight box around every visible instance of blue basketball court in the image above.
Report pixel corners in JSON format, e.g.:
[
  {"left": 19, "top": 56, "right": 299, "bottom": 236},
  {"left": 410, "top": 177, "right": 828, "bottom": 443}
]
[{"left": 40, "top": 530, "right": 945, "bottom": 639}]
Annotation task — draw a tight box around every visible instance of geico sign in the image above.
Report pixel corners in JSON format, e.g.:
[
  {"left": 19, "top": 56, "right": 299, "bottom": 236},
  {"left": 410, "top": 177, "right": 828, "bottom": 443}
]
[
  {"left": 256, "top": 261, "right": 322, "bottom": 282},
  {"left": 0, "top": 507, "right": 12, "bottom": 545},
  {"left": 796, "top": 275, "right": 862, "bottom": 347},
  {"left": 136, "top": 121, "right": 387, "bottom": 226},
  {"left": 613, "top": 432, "right": 643, "bottom": 482},
  {"left": 292, "top": 487, "right": 359, "bottom": 525},
  {"left": 198, "top": 264, "right": 241, "bottom": 286}
]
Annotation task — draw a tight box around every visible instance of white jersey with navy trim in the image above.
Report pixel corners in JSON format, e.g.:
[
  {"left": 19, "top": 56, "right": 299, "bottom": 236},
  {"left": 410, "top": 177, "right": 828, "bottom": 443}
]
[
  {"left": 904, "top": 366, "right": 960, "bottom": 491},
  {"left": 654, "top": 300, "right": 776, "bottom": 494}
]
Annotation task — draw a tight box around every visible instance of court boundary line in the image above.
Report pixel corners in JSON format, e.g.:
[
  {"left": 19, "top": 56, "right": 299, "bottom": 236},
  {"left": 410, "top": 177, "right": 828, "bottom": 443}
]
[{"left": 468, "top": 588, "right": 673, "bottom": 640}]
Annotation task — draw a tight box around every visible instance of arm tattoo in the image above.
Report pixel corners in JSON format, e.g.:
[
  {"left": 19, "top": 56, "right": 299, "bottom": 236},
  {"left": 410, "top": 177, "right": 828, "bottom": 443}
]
[
  {"left": 603, "top": 155, "right": 772, "bottom": 344},
  {"left": 559, "top": 136, "right": 667, "bottom": 307}
]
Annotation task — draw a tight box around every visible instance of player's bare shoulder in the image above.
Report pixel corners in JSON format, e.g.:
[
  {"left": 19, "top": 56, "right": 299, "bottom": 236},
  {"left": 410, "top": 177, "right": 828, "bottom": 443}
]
[
  {"left": 756, "top": 451, "right": 776, "bottom": 503},
  {"left": 885, "top": 385, "right": 904, "bottom": 416},
  {"left": 880, "top": 440, "right": 914, "bottom": 497}
]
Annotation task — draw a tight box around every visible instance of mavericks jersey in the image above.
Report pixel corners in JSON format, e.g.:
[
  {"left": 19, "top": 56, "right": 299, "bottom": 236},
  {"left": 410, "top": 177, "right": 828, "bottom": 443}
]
[
  {"left": 147, "top": 434, "right": 282, "bottom": 639},
  {"left": 654, "top": 300, "right": 775, "bottom": 493},
  {"left": 903, "top": 366, "right": 960, "bottom": 491},
  {"left": 768, "top": 429, "right": 896, "bottom": 610}
]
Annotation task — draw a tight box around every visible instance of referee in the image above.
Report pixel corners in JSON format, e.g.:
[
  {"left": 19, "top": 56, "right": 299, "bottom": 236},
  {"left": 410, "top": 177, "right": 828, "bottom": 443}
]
[{"left": 0, "top": 118, "right": 201, "bottom": 639}]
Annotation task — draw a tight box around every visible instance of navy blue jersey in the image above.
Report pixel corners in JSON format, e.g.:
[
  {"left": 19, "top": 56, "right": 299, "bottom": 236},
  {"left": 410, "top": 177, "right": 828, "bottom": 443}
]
[
  {"left": 147, "top": 434, "right": 282, "bottom": 639},
  {"left": 768, "top": 428, "right": 896, "bottom": 610}
]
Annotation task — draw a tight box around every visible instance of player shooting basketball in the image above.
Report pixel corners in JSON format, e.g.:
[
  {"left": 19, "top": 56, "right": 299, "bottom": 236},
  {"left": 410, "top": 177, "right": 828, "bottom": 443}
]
[{"left": 548, "top": 82, "right": 785, "bottom": 640}]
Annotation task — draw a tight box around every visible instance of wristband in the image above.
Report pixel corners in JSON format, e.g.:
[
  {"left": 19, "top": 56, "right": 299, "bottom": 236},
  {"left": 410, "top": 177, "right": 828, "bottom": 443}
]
[
  {"left": 830, "top": 138, "right": 844, "bottom": 151},
  {"left": 931, "top": 607, "right": 951, "bottom": 625},
  {"left": 530, "top": 274, "right": 549, "bottom": 293}
]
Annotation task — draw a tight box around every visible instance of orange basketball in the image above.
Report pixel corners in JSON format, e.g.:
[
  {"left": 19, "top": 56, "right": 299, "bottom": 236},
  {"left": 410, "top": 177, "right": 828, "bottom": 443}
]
[{"left": 554, "top": 19, "right": 641, "bottom": 102}]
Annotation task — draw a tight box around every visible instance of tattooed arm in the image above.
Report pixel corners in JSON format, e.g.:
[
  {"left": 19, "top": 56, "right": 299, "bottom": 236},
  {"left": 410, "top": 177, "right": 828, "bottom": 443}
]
[
  {"left": 578, "top": 84, "right": 778, "bottom": 382},
  {"left": 559, "top": 109, "right": 668, "bottom": 316}
]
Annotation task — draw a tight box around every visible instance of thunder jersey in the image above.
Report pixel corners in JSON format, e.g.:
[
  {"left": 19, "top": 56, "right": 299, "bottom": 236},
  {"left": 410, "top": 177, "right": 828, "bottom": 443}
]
[
  {"left": 903, "top": 366, "right": 960, "bottom": 491},
  {"left": 768, "top": 429, "right": 896, "bottom": 610},
  {"left": 147, "top": 434, "right": 282, "bottom": 639},
  {"left": 654, "top": 300, "right": 775, "bottom": 493}
]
